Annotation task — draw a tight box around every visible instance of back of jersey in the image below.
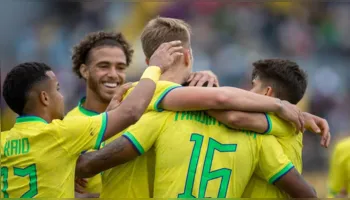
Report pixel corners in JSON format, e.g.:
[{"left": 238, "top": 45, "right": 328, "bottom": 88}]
[
  {"left": 1, "top": 118, "right": 74, "bottom": 198},
  {"left": 153, "top": 111, "right": 262, "bottom": 198}
]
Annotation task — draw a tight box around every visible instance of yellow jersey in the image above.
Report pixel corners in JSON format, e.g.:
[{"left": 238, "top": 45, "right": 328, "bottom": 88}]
[
  {"left": 328, "top": 137, "right": 350, "bottom": 197},
  {"left": 242, "top": 113, "right": 303, "bottom": 198},
  {"left": 0, "top": 114, "right": 107, "bottom": 198},
  {"left": 65, "top": 98, "right": 104, "bottom": 194},
  {"left": 85, "top": 81, "right": 181, "bottom": 198},
  {"left": 122, "top": 110, "right": 294, "bottom": 198}
]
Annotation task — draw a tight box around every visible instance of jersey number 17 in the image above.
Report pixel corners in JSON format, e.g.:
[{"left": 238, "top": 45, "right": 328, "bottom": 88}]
[{"left": 178, "top": 133, "right": 237, "bottom": 198}]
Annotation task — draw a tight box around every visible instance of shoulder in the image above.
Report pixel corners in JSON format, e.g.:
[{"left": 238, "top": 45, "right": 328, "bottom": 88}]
[{"left": 65, "top": 106, "right": 81, "bottom": 117}]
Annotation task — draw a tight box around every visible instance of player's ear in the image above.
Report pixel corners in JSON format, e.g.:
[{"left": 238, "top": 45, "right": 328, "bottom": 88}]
[
  {"left": 39, "top": 91, "right": 50, "bottom": 106},
  {"left": 184, "top": 49, "right": 190, "bottom": 66},
  {"left": 145, "top": 58, "right": 149, "bottom": 65},
  {"left": 80, "top": 64, "right": 89, "bottom": 80},
  {"left": 265, "top": 86, "right": 273, "bottom": 97}
]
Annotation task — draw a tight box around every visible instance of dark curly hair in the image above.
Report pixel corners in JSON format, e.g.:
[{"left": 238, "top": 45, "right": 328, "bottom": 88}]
[
  {"left": 71, "top": 31, "right": 134, "bottom": 78},
  {"left": 252, "top": 59, "right": 308, "bottom": 104},
  {"left": 3, "top": 62, "right": 52, "bottom": 115}
]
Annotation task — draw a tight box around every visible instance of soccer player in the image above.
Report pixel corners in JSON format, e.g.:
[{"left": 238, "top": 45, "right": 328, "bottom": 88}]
[
  {"left": 75, "top": 17, "right": 317, "bottom": 198},
  {"left": 68, "top": 31, "right": 219, "bottom": 197},
  {"left": 328, "top": 137, "right": 350, "bottom": 197},
  {"left": 0, "top": 40, "right": 182, "bottom": 198},
  {"left": 67, "top": 30, "right": 302, "bottom": 198}
]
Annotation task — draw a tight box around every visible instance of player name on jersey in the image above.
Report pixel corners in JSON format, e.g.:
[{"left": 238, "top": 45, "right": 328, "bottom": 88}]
[
  {"left": 174, "top": 111, "right": 223, "bottom": 126},
  {"left": 3, "top": 138, "right": 30, "bottom": 157}
]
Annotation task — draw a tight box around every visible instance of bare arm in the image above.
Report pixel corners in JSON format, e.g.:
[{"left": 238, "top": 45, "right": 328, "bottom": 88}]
[
  {"left": 101, "top": 40, "right": 183, "bottom": 141},
  {"left": 206, "top": 110, "right": 268, "bottom": 133},
  {"left": 274, "top": 168, "right": 317, "bottom": 198},
  {"left": 103, "top": 79, "right": 156, "bottom": 141},
  {"left": 160, "top": 87, "right": 283, "bottom": 112},
  {"left": 76, "top": 137, "right": 139, "bottom": 178},
  {"left": 160, "top": 86, "right": 304, "bottom": 132}
]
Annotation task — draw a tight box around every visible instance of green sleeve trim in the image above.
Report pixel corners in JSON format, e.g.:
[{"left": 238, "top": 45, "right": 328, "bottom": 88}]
[
  {"left": 263, "top": 113, "right": 272, "bottom": 134},
  {"left": 153, "top": 85, "right": 182, "bottom": 112},
  {"left": 123, "top": 131, "right": 145, "bottom": 155},
  {"left": 93, "top": 112, "right": 108, "bottom": 150},
  {"left": 269, "top": 162, "right": 294, "bottom": 184}
]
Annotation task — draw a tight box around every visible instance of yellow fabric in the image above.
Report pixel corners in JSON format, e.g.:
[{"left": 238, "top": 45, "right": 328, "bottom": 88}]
[
  {"left": 0, "top": 114, "right": 107, "bottom": 198},
  {"left": 65, "top": 107, "right": 102, "bottom": 194},
  {"left": 97, "top": 81, "right": 181, "bottom": 198},
  {"left": 327, "top": 137, "right": 350, "bottom": 198},
  {"left": 122, "top": 110, "right": 293, "bottom": 198},
  {"left": 242, "top": 113, "right": 303, "bottom": 198}
]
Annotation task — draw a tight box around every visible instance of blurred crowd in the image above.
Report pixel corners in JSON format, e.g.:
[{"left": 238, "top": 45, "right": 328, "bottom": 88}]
[{"left": 1, "top": 1, "right": 350, "bottom": 191}]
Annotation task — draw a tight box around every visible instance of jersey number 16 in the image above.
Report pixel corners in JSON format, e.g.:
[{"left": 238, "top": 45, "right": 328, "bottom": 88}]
[{"left": 178, "top": 133, "right": 237, "bottom": 198}]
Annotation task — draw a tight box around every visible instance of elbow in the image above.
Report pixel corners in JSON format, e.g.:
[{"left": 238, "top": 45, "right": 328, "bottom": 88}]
[
  {"left": 213, "top": 90, "right": 232, "bottom": 109},
  {"left": 124, "top": 106, "right": 143, "bottom": 125}
]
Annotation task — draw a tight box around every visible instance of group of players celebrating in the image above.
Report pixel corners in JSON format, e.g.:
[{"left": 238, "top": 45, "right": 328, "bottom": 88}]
[{"left": 1, "top": 17, "right": 332, "bottom": 198}]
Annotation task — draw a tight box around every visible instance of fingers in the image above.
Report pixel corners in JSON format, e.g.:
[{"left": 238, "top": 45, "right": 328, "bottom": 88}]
[
  {"left": 168, "top": 46, "right": 183, "bottom": 55},
  {"left": 163, "top": 40, "right": 182, "bottom": 50},
  {"left": 196, "top": 75, "right": 209, "bottom": 87},
  {"left": 187, "top": 73, "right": 195, "bottom": 82},
  {"left": 172, "top": 52, "right": 184, "bottom": 60},
  {"left": 113, "top": 82, "right": 132, "bottom": 100},
  {"left": 207, "top": 77, "right": 215, "bottom": 87},
  {"left": 188, "top": 73, "right": 201, "bottom": 86}
]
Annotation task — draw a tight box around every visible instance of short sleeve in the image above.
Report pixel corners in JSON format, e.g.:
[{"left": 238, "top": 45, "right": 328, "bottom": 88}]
[
  {"left": 327, "top": 141, "right": 348, "bottom": 197},
  {"left": 255, "top": 135, "right": 294, "bottom": 184},
  {"left": 264, "top": 113, "right": 296, "bottom": 137},
  {"left": 122, "top": 112, "right": 169, "bottom": 155},
  {"left": 54, "top": 113, "right": 108, "bottom": 155},
  {"left": 123, "top": 81, "right": 181, "bottom": 113}
]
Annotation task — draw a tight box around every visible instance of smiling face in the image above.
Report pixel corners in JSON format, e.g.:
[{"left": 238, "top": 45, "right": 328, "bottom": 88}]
[{"left": 84, "top": 46, "right": 127, "bottom": 103}]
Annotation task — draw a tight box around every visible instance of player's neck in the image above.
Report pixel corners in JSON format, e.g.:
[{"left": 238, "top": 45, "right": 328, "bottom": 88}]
[
  {"left": 84, "top": 89, "right": 108, "bottom": 113},
  {"left": 22, "top": 110, "right": 53, "bottom": 123},
  {"left": 160, "top": 66, "right": 188, "bottom": 84}
]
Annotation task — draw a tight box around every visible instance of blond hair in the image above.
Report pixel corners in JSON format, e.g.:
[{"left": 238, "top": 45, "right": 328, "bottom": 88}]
[{"left": 141, "top": 17, "right": 192, "bottom": 59}]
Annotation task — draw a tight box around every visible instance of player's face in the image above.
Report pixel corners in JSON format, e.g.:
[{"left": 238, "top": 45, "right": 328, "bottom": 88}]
[
  {"left": 86, "top": 46, "right": 127, "bottom": 103},
  {"left": 46, "top": 71, "right": 65, "bottom": 120},
  {"left": 250, "top": 76, "right": 267, "bottom": 95}
]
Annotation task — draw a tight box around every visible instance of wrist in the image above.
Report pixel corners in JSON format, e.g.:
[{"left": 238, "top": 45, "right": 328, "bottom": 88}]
[{"left": 140, "top": 66, "right": 161, "bottom": 83}]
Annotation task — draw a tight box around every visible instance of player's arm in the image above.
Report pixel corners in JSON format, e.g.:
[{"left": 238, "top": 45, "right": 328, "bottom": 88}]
[
  {"left": 103, "top": 41, "right": 182, "bottom": 141},
  {"left": 274, "top": 168, "right": 317, "bottom": 198},
  {"left": 207, "top": 110, "right": 268, "bottom": 133},
  {"left": 76, "top": 112, "right": 164, "bottom": 178},
  {"left": 59, "top": 41, "right": 182, "bottom": 154},
  {"left": 256, "top": 135, "right": 316, "bottom": 198},
  {"left": 159, "top": 87, "right": 304, "bottom": 132},
  {"left": 327, "top": 141, "right": 347, "bottom": 197},
  {"left": 76, "top": 136, "right": 138, "bottom": 178}
]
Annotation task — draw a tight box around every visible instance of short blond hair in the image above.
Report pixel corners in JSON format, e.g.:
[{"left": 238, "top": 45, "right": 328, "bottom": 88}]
[{"left": 141, "top": 17, "right": 192, "bottom": 59}]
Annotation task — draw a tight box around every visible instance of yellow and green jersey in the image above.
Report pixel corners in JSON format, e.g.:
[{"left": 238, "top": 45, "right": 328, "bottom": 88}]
[
  {"left": 0, "top": 114, "right": 107, "bottom": 198},
  {"left": 74, "top": 81, "right": 181, "bottom": 198},
  {"left": 242, "top": 113, "right": 303, "bottom": 198},
  {"left": 328, "top": 137, "right": 350, "bottom": 197},
  {"left": 65, "top": 99, "right": 104, "bottom": 194},
  {"left": 121, "top": 110, "right": 294, "bottom": 198}
]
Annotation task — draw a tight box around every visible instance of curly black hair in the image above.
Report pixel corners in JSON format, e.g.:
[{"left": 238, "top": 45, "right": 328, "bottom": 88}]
[
  {"left": 252, "top": 59, "right": 308, "bottom": 104},
  {"left": 71, "top": 31, "right": 134, "bottom": 78}
]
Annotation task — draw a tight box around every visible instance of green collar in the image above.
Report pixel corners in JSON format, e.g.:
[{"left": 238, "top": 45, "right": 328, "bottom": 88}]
[
  {"left": 16, "top": 115, "right": 48, "bottom": 124},
  {"left": 78, "top": 97, "right": 100, "bottom": 116}
]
